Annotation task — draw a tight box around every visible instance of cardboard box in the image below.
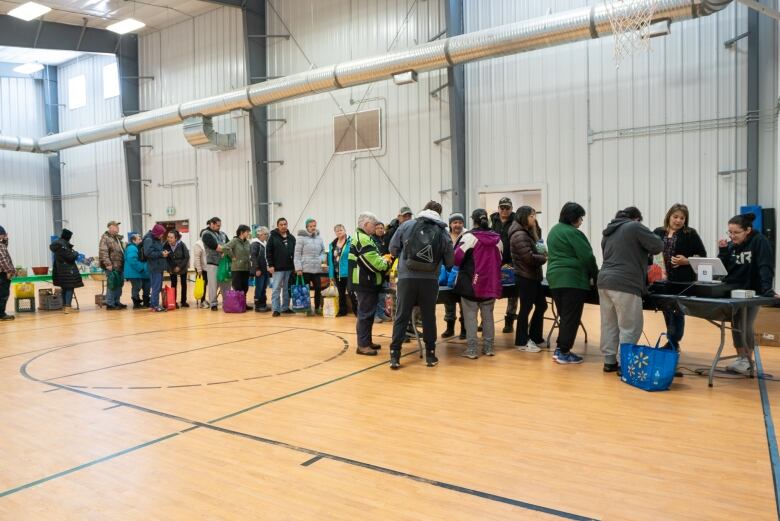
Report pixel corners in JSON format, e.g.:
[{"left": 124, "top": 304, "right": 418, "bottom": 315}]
[{"left": 755, "top": 307, "right": 780, "bottom": 347}]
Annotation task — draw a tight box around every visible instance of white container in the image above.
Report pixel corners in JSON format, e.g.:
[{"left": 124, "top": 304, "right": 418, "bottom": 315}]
[{"left": 731, "top": 289, "right": 756, "bottom": 299}]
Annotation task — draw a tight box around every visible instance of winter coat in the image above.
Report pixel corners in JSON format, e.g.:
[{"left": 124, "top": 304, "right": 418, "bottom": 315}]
[
  {"left": 546, "top": 222, "right": 598, "bottom": 291},
  {"left": 266, "top": 229, "right": 296, "bottom": 271},
  {"left": 49, "top": 238, "right": 84, "bottom": 289},
  {"left": 508, "top": 221, "right": 546, "bottom": 282},
  {"left": 490, "top": 211, "right": 517, "bottom": 264},
  {"left": 385, "top": 218, "right": 401, "bottom": 246},
  {"left": 598, "top": 218, "right": 664, "bottom": 297},
  {"left": 328, "top": 238, "right": 351, "bottom": 279},
  {"left": 123, "top": 243, "right": 149, "bottom": 280},
  {"left": 192, "top": 240, "right": 208, "bottom": 274},
  {"left": 142, "top": 231, "right": 167, "bottom": 274},
  {"left": 294, "top": 229, "right": 326, "bottom": 274},
  {"left": 250, "top": 239, "right": 268, "bottom": 274},
  {"left": 373, "top": 234, "right": 390, "bottom": 255},
  {"left": 389, "top": 210, "right": 455, "bottom": 281},
  {"left": 719, "top": 231, "right": 776, "bottom": 296},
  {"left": 201, "top": 228, "right": 229, "bottom": 266},
  {"left": 164, "top": 241, "right": 190, "bottom": 274},
  {"left": 98, "top": 232, "right": 125, "bottom": 271},
  {"left": 454, "top": 228, "right": 503, "bottom": 301},
  {"left": 348, "top": 228, "right": 389, "bottom": 291},
  {"left": 222, "top": 237, "right": 251, "bottom": 272},
  {"left": 652, "top": 227, "right": 707, "bottom": 283}
]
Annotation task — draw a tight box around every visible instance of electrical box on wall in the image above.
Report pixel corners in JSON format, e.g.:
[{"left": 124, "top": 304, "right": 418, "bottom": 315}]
[{"left": 166, "top": 207, "right": 176, "bottom": 217}]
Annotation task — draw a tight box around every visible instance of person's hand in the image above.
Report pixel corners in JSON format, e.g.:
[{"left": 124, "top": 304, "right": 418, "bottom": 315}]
[
  {"left": 268, "top": 267, "right": 275, "bottom": 275},
  {"left": 106, "top": 265, "right": 113, "bottom": 271},
  {"left": 255, "top": 270, "right": 262, "bottom": 277},
  {"left": 174, "top": 267, "right": 180, "bottom": 273},
  {"left": 671, "top": 255, "right": 688, "bottom": 267},
  {"left": 297, "top": 270, "right": 303, "bottom": 276},
  {"left": 718, "top": 238, "right": 728, "bottom": 248},
  {"left": 162, "top": 250, "right": 169, "bottom": 257},
  {"left": 216, "top": 245, "right": 223, "bottom": 253}
]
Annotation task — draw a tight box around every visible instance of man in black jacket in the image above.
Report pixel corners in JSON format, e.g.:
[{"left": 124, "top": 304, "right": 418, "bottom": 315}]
[
  {"left": 491, "top": 197, "right": 518, "bottom": 333},
  {"left": 385, "top": 206, "right": 413, "bottom": 247},
  {"left": 266, "top": 217, "right": 296, "bottom": 316}
]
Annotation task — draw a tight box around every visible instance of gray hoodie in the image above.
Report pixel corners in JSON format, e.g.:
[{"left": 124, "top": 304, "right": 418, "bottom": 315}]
[
  {"left": 389, "top": 209, "right": 454, "bottom": 280},
  {"left": 597, "top": 218, "right": 663, "bottom": 297}
]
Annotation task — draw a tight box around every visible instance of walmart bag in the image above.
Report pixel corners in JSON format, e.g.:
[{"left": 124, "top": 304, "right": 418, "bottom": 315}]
[
  {"left": 620, "top": 334, "right": 679, "bottom": 392},
  {"left": 291, "top": 275, "right": 310, "bottom": 311},
  {"left": 217, "top": 256, "right": 232, "bottom": 283}
]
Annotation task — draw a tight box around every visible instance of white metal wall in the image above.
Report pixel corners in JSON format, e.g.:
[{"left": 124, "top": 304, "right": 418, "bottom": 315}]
[
  {"left": 0, "top": 77, "right": 52, "bottom": 268},
  {"left": 465, "top": 0, "right": 777, "bottom": 261},
  {"left": 139, "top": 6, "right": 252, "bottom": 243},
  {"left": 267, "top": 0, "right": 450, "bottom": 241},
  {"left": 59, "top": 54, "right": 130, "bottom": 257}
]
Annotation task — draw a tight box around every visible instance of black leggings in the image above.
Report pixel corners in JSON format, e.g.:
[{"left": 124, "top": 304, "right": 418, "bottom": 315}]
[
  {"left": 302, "top": 273, "right": 323, "bottom": 310},
  {"left": 169, "top": 272, "right": 187, "bottom": 304},
  {"left": 515, "top": 276, "right": 547, "bottom": 346},
  {"left": 232, "top": 271, "right": 250, "bottom": 294},
  {"left": 335, "top": 275, "right": 357, "bottom": 315}
]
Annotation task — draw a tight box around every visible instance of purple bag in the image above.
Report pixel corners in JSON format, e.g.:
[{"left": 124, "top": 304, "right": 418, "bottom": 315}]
[{"left": 223, "top": 290, "right": 247, "bottom": 313}]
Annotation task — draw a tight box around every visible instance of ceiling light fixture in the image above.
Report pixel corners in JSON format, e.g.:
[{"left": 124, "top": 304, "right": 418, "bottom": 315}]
[
  {"left": 106, "top": 18, "right": 145, "bottom": 34},
  {"left": 8, "top": 1, "right": 51, "bottom": 21},
  {"left": 13, "top": 63, "right": 44, "bottom": 74}
]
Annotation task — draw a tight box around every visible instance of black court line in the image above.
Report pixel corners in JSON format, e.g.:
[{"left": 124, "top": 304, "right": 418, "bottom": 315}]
[
  {"left": 300, "top": 455, "right": 323, "bottom": 467},
  {"left": 102, "top": 404, "right": 123, "bottom": 411},
  {"left": 42, "top": 388, "right": 60, "bottom": 393}
]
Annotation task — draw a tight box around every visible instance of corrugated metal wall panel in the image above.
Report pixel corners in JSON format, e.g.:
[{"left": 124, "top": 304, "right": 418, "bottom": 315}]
[
  {"left": 139, "top": 6, "right": 251, "bottom": 245},
  {"left": 465, "top": 0, "right": 764, "bottom": 262},
  {"left": 58, "top": 54, "right": 129, "bottom": 257},
  {"left": 267, "top": 0, "right": 449, "bottom": 242},
  {"left": 0, "top": 77, "right": 51, "bottom": 268}
]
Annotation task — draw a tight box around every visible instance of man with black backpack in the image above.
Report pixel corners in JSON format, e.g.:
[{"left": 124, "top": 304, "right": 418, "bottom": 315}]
[{"left": 388, "top": 200, "right": 454, "bottom": 369}]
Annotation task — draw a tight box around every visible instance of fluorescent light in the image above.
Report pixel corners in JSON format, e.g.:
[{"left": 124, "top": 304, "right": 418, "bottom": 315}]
[
  {"left": 13, "top": 63, "right": 44, "bottom": 74},
  {"left": 106, "top": 18, "right": 145, "bottom": 34},
  {"left": 8, "top": 1, "right": 51, "bottom": 21}
]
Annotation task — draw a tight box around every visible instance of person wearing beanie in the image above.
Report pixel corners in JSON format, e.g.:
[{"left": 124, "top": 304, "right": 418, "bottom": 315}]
[
  {"left": 143, "top": 223, "right": 170, "bottom": 312},
  {"left": 453, "top": 209, "right": 503, "bottom": 359},
  {"left": 0, "top": 226, "right": 15, "bottom": 320},
  {"left": 442, "top": 212, "right": 465, "bottom": 339},
  {"left": 50, "top": 229, "right": 85, "bottom": 314},
  {"left": 294, "top": 217, "right": 326, "bottom": 316}
]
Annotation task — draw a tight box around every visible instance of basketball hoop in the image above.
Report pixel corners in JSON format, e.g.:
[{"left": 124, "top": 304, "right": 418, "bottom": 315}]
[{"left": 604, "top": 0, "right": 659, "bottom": 69}]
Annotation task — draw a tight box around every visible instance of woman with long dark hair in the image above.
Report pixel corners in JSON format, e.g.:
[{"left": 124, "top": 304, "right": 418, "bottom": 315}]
[
  {"left": 508, "top": 206, "right": 548, "bottom": 352},
  {"left": 653, "top": 204, "right": 706, "bottom": 349},
  {"left": 719, "top": 213, "right": 778, "bottom": 374}
]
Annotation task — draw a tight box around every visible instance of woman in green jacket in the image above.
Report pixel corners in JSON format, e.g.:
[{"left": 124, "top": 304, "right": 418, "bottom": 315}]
[
  {"left": 546, "top": 202, "right": 598, "bottom": 365},
  {"left": 221, "top": 225, "right": 252, "bottom": 306}
]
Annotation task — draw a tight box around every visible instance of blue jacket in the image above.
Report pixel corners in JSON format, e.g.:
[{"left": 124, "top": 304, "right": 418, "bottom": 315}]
[
  {"left": 142, "top": 231, "right": 167, "bottom": 274},
  {"left": 123, "top": 243, "right": 149, "bottom": 280},
  {"left": 328, "top": 237, "right": 351, "bottom": 279}
]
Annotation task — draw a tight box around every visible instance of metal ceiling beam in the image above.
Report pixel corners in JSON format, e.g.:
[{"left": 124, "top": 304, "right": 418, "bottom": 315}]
[{"left": 0, "top": 15, "right": 122, "bottom": 53}]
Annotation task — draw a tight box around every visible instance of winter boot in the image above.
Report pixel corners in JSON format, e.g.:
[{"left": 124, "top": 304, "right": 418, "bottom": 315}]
[
  {"left": 502, "top": 314, "right": 516, "bottom": 334},
  {"left": 441, "top": 320, "right": 455, "bottom": 339},
  {"left": 132, "top": 297, "right": 142, "bottom": 310},
  {"left": 390, "top": 349, "right": 401, "bottom": 370}
]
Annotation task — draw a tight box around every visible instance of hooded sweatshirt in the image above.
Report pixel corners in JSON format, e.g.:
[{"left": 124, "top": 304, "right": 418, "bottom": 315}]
[
  {"left": 597, "top": 218, "right": 664, "bottom": 296},
  {"left": 719, "top": 231, "right": 776, "bottom": 296},
  {"left": 294, "top": 229, "right": 326, "bottom": 274},
  {"left": 454, "top": 227, "right": 503, "bottom": 300},
  {"left": 389, "top": 209, "right": 455, "bottom": 280}
]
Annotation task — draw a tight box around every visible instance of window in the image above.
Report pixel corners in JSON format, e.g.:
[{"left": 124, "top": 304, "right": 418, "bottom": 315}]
[
  {"left": 68, "top": 75, "right": 86, "bottom": 109},
  {"left": 103, "top": 62, "right": 120, "bottom": 99},
  {"left": 333, "top": 108, "right": 381, "bottom": 153}
]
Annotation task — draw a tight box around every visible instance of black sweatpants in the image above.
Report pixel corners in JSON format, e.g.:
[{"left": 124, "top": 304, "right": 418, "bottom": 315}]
[
  {"left": 232, "top": 271, "right": 250, "bottom": 294},
  {"left": 355, "top": 289, "right": 379, "bottom": 347},
  {"left": 516, "top": 276, "right": 547, "bottom": 346},
  {"left": 551, "top": 287, "right": 588, "bottom": 354},
  {"left": 390, "top": 278, "right": 439, "bottom": 352},
  {"left": 335, "top": 276, "right": 357, "bottom": 316},
  {"left": 0, "top": 274, "right": 10, "bottom": 317},
  {"left": 302, "top": 273, "right": 323, "bottom": 310},
  {"left": 169, "top": 271, "right": 188, "bottom": 304}
]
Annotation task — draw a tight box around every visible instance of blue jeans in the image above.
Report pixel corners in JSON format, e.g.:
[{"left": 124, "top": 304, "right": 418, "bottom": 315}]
[
  {"left": 271, "top": 270, "right": 291, "bottom": 312},
  {"left": 150, "top": 272, "right": 163, "bottom": 308},
  {"left": 105, "top": 272, "right": 124, "bottom": 306},
  {"left": 62, "top": 288, "right": 74, "bottom": 307},
  {"left": 254, "top": 273, "right": 269, "bottom": 307},
  {"left": 130, "top": 278, "right": 151, "bottom": 303},
  {"left": 663, "top": 308, "right": 685, "bottom": 348}
]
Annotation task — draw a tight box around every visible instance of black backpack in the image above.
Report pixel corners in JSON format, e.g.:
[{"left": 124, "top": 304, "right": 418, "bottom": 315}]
[{"left": 403, "top": 217, "right": 444, "bottom": 272}]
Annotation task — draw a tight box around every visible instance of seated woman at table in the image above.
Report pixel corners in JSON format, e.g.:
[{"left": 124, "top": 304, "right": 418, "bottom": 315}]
[
  {"left": 50, "top": 228, "right": 84, "bottom": 314},
  {"left": 653, "top": 204, "right": 707, "bottom": 350},
  {"left": 718, "top": 212, "right": 778, "bottom": 375},
  {"left": 546, "top": 202, "right": 598, "bottom": 365}
]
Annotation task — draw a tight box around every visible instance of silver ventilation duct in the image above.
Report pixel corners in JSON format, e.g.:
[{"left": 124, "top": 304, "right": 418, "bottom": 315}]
[
  {"left": 182, "top": 116, "right": 237, "bottom": 151},
  {"left": 0, "top": 0, "right": 731, "bottom": 154}
]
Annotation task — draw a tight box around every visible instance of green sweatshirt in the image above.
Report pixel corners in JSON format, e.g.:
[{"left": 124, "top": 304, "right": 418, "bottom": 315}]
[
  {"left": 546, "top": 222, "right": 598, "bottom": 290},
  {"left": 221, "top": 237, "right": 251, "bottom": 272}
]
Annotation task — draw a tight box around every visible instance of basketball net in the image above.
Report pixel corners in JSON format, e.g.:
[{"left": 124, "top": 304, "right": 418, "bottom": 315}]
[{"left": 604, "top": 0, "right": 659, "bottom": 69}]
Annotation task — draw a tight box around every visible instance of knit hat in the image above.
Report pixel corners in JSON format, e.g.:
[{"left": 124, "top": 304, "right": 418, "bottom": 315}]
[
  {"left": 305, "top": 218, "right": 316, "bottom": 228},
  {"left": 0, "top": 226, "right": 6, "bottom": 236},
  {"left": 152, "top": 224, "right": 166, "bottom": 238},
  {"left": 60, "top": 229, "right": 73, "bottom": 241},
  {"left": 448, "top": 213, "right": 465, "bottom": 225}
]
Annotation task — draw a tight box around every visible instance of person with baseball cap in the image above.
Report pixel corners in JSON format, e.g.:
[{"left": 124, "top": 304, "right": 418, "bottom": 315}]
[
  {"left": 98, "top": 221, "right": 127, "bottom": 310},
  {"left": 490, "top": 197, "right": 518, "bottom": 333},
  {"left": 0, "top": 226, "right": 15, "bottom": 320},
  {"left": 385, "top": 206, "right": 413, "bottom": 246}
]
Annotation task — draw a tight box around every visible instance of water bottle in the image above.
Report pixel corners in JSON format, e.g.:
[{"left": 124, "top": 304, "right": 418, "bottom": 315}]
[
  {"left": 535, "top": 239, "right": 547, "bottom": 255},
  {"left": 652, "top": 369, "right": 661, "bottom": 387}
]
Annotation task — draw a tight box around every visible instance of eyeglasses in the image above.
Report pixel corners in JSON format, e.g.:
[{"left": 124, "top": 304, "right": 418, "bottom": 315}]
[{"left": 727, "top": 230, "right": 747, "bottom": 236}]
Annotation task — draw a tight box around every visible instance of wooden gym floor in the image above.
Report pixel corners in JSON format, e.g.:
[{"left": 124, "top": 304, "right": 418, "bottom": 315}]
[{"left": 0, "top": 280, "right": 778, "bottom": 520}]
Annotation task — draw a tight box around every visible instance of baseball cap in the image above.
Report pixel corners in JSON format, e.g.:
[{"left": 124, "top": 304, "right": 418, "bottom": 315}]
[
  {"left": 498, "top": 197, "right": 513, "bottom": 209},
  {"left": 398, "top": 206, "right": 413, "bottom": 216},
  {"left": 107, "top": 220, "right": 121, "bottom": 227}
]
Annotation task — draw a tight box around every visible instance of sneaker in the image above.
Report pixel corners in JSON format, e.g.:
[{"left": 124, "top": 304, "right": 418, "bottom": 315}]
[
  {"left": 0, "top": 315, "right": 15, "bottom": 321},
  {"left": 306, "top": 309, "right": 315, "bottom": 317},
  {"left": 375, "top": 313, "right": 391, "bottom": 323},
  {"left": 369, "top": 343, "right": 382, "bottom": 350},
  {"left": 283, "top": 309, "right": 296, "bottom": 315},
  {"left": 259, "top": 306, "right": 269, "bottom": 313},
  {"left": 211, "top": 306, "right": 218, "bottom": 312},
  {"left": 390, "top": 352, "right": 401, "bottom": 370},
  {"left": 152, "top": 306, "right": 166, "bottom": 312},
  {"left": 62, "top": 306, "right": 71, "bottom": 315},
  {"left": 199, "top": 302, "right": 210, "bottom": 309},
  {"left": 425, "top": 351, "right": 439, "bottom": 367},
  {"left": 517, "top": 340, "right": 541, "bottom": 353},
  {"left": 552, "top": 348, "right": 561, "bottom": 361},
  {"left": 726, "top": 356, "right": 745, "bottom": 372},
  {"left": 105, "top": 305, "right": 119, "bottom": 311},
  {"left": 555, "top": 352, "right": 584, "bottom": 365},
  {"left": 272, "top": 311, "right": 280, "bottom": 317},
  {"left": 117, "top": 303, "right": 128, "bottom": 309},
  {"left": 175, "top": 303, "right": 180, "bottom": 309},
  {"left": 603, "top": 362, "right": 620, "bottom": 373},
  {"left": 255, "top": 306, "right": 263, "bottom": 313},
  {"left": 180, "top": 302, "right": 190, "bottom": 308},
  {"left": 533, "top": 339, "right": 548, "bottom": 349},
  {"left": 482, "top": 345, "right": 495, "bottom": 357},
  {"left": 728, "top": 357, "right": 753, "bottom": 375},
  {"left": 461, "top": 347, "right": 478, "bottom": 359}
]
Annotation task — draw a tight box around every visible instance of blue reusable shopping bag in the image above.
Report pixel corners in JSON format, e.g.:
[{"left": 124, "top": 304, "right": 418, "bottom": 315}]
[
  {"left": 619, "top": 334, "right": 679, "bottom": 392},
  {"left": 291, "top": 275, "right": 311, "bottom": 311}
]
